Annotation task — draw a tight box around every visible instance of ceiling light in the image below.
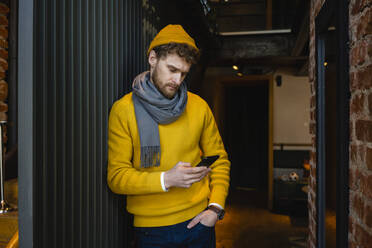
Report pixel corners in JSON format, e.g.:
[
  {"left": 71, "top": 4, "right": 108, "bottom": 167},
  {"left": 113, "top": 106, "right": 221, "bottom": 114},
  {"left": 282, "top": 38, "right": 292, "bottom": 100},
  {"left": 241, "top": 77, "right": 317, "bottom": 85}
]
[
  {"left": 324, "top": 62, "right": 328, "bottom": 67},
  {"left": 232, "top": 65, "right": 239, "bottom": 70}
]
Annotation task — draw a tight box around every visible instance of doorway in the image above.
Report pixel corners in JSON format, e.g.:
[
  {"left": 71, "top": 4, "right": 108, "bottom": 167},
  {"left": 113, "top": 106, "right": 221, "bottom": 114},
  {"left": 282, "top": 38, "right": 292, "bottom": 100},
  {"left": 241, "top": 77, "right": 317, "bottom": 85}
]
[
  {"left": 225, "top": 82, "right": 269, "bottom": 192},
  {"left": 210, "top": 75, "right": 274, "bottom": 207},
  {"left": 213, "top": 76, "right": 310, "bottom": 247}
]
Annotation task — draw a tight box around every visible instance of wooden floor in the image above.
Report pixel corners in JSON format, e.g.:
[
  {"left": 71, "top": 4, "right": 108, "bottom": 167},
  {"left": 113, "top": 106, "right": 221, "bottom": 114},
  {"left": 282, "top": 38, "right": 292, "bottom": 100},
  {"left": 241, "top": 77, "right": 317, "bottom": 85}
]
[
  {"left": 0, "top": 211, "right": 18, "bottom": 248},
  {"left": 0, "top": 179, "right": 18, "bottom": 248},
  {"left": 215, "top": 189, "right": 308, "bottom": 248}
]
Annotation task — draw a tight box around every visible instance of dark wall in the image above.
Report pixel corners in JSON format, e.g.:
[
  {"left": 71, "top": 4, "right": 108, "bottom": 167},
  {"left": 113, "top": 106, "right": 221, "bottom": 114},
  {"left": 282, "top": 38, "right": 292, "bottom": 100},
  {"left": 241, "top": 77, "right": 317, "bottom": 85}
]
[{"left": 29, "top": 0, "right": 158, "bottom": 247}]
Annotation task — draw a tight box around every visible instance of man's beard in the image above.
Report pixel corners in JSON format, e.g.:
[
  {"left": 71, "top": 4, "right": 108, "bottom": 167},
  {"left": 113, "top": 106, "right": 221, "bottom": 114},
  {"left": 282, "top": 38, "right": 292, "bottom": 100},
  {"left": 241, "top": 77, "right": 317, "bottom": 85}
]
[{"left": 151, "top": 65, "right": 180, "bottom": 99}]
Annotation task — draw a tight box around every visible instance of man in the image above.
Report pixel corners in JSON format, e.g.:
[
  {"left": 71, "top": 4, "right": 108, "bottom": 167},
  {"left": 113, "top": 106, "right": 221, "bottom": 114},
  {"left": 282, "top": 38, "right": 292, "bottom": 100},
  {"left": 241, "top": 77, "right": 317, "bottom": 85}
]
[{"left": 107, "top": 24, "right": 230, "bottom": 248}]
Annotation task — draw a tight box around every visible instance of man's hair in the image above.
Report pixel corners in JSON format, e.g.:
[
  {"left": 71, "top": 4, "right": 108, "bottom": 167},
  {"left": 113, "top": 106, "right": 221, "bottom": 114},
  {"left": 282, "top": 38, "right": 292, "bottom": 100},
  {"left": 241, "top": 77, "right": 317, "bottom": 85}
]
[{"left": 152, "top": 42, "right": 200, "bottom": 65}]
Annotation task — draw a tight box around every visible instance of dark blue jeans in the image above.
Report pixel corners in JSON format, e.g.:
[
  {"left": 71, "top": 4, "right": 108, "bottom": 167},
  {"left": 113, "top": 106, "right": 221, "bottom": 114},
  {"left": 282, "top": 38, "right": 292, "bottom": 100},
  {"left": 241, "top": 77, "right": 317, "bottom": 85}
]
[{"left": 134, "top": 219, "right": 216, "bottom": 248}]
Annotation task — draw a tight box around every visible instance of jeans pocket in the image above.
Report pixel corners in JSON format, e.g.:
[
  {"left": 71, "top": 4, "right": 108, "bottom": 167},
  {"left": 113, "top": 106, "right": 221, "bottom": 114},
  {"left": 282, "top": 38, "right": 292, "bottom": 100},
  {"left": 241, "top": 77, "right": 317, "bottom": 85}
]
[
  {"left": 198, "top": 221, "right": 214, "bottom": 228},
  {"left": 188, "top": 223, "right": 216, "bottom": 248}
]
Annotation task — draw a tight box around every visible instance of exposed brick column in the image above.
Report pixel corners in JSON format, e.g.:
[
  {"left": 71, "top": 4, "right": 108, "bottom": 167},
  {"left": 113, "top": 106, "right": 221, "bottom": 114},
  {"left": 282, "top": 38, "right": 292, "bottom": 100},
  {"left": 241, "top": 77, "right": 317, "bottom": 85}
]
[
  {"left": 0, "top": 2, "right": 8, "bottom": 148},
  {"left": 308, "top": 0, "right": 326, "bottom": 247},
  {"left": 349, "top": 0, "right": 372, "bottom": 247}
]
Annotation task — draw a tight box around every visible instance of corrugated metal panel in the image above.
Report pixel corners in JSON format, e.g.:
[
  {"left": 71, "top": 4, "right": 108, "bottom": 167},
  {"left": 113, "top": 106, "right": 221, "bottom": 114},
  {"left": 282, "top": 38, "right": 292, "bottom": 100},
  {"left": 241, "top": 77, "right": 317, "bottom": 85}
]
[{"left": 32, "top": 0, "right": 159, "bottom": 247}]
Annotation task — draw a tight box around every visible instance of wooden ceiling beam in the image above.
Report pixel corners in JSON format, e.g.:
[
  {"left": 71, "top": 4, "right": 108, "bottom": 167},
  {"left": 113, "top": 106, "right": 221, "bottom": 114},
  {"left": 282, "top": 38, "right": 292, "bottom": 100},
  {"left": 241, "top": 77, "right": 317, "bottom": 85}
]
[
  {"left": 214, "top": 34, "right": 296, "bottom": 60},
  {"left": 217, "top": 15, "right": 266, "bottom": 32},
  {"left": 216, "top": 2, "right": 265, "bottom": 17},
  {"left": 266, "top": 0, "right": 272, "bottom": 29},
  {"left": 208, "top": 56, "right": 308, "bottom": 72},
  {"left": 291, "top": 7, "right": 310, "bottom": 56}
]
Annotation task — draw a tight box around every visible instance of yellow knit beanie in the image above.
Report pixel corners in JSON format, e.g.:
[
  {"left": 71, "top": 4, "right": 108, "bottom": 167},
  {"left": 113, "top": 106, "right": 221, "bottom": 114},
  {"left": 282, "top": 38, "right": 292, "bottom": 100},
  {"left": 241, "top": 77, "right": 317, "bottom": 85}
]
[{"left": 147, "top": 24, "right": 199, "bottom": 55}]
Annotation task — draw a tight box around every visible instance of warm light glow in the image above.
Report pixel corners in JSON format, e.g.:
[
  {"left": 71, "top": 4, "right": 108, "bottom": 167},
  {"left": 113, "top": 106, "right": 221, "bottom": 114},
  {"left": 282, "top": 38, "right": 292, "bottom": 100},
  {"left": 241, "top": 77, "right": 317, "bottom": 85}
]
[
  {"left": 237, "top": 72, "right": 243, "bottom": 77},
  {"left": 224, "top": 0, "right": 229, "bottom": 2},
  {"left": 232, "top": 65, "right": 239, "bottom": 70},
  {"left": 324, "top": 62, "right": 328, "bottom": 67}
]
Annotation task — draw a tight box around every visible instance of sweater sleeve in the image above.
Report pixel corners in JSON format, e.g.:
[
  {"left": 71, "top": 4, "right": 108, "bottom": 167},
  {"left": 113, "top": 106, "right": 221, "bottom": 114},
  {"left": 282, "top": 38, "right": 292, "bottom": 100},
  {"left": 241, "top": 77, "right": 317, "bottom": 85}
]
[
  {"left": 107, "top": 103, "right": 165, "bottom": 195},
  {"left": 199, "top": 103, "right": 231, "bottom": 208}
]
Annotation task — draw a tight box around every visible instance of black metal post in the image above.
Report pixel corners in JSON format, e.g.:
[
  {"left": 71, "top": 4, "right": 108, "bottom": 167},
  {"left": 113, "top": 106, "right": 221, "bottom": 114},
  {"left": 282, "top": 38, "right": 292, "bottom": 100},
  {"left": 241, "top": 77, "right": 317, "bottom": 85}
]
[{"left": 316, "top": 34, "right": 326, "bottom": 248}]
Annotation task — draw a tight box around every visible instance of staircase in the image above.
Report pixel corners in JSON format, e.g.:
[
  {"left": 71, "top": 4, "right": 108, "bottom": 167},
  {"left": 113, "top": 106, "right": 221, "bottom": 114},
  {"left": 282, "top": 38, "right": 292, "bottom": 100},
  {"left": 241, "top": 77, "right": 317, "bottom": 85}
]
[{"left": 0, "top": 179, "right": 18, "bottom": 248}]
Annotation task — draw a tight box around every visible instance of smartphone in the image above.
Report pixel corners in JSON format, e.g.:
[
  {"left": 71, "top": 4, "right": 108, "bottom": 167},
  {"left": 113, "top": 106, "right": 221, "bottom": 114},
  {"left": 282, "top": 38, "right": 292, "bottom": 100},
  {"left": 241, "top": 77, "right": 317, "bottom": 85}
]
[{"left": 196, "top": 155, "right": 220, "bottom": 167}]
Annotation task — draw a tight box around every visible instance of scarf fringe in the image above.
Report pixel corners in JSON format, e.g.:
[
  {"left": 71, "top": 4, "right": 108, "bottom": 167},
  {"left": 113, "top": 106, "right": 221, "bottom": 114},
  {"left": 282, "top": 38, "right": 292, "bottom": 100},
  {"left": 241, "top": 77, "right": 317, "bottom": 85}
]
[{"left": 140, "top": 146, "right": 161, "bottom": 168}]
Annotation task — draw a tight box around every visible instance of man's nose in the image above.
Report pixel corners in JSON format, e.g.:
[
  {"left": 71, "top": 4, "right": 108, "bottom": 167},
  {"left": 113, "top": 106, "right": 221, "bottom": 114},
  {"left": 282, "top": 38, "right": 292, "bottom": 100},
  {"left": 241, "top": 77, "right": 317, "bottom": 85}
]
[{"left": 172, "top": 73, "right": 182, "bottom": 84}]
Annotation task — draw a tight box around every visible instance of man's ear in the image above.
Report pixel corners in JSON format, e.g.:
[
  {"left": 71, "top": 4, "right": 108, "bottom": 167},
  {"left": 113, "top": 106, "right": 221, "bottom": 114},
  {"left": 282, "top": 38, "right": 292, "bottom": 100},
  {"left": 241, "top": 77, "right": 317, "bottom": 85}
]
[{"left": 148, "top": 50, "right": 158, "bottom": 68}]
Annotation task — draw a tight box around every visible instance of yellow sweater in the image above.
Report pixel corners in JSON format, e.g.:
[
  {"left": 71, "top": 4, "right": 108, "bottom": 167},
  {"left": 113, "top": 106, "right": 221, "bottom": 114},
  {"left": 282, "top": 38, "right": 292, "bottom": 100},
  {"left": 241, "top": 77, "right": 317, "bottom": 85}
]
[{"left": 107, "top": 91, "right": 230, "bottom": 227}]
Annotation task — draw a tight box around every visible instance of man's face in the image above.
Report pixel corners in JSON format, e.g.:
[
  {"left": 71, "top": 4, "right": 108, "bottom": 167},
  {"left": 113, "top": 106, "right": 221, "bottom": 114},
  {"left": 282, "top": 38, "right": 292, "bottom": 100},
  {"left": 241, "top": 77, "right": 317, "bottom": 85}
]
[{"left": 149, "top": 51, "right": 191, "bottom": 99}]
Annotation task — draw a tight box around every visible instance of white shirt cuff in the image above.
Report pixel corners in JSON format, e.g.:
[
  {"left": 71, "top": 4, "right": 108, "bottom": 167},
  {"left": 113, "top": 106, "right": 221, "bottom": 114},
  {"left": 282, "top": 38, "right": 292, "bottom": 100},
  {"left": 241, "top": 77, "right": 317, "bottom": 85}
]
[
  {"left": 208, "top": 202, "right": 224, "bottom": 210},
  {"left": 160, "top": 172, "right": 169, "bottom": 192}
]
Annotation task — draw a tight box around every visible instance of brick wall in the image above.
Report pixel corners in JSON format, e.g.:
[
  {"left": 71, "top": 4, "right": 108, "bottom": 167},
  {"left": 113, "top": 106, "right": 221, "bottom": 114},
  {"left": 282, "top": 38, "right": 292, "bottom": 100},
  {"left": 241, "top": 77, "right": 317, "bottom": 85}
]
[
  {"left": 349, "top": 0, "right": 372, "bottom": 247},
  {"left": 309, "top": 0, "right": 372, "bottom": 247},
  {"left": 0, "top": 2, "right": 8, "bottom": 147}
]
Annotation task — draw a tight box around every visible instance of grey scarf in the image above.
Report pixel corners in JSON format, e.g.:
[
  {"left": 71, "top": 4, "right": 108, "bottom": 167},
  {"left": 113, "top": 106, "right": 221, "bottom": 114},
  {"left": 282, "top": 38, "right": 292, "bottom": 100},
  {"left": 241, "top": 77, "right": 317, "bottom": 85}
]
[{"left": 132, "top": 71, "right": 188, "bottom": 168}]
